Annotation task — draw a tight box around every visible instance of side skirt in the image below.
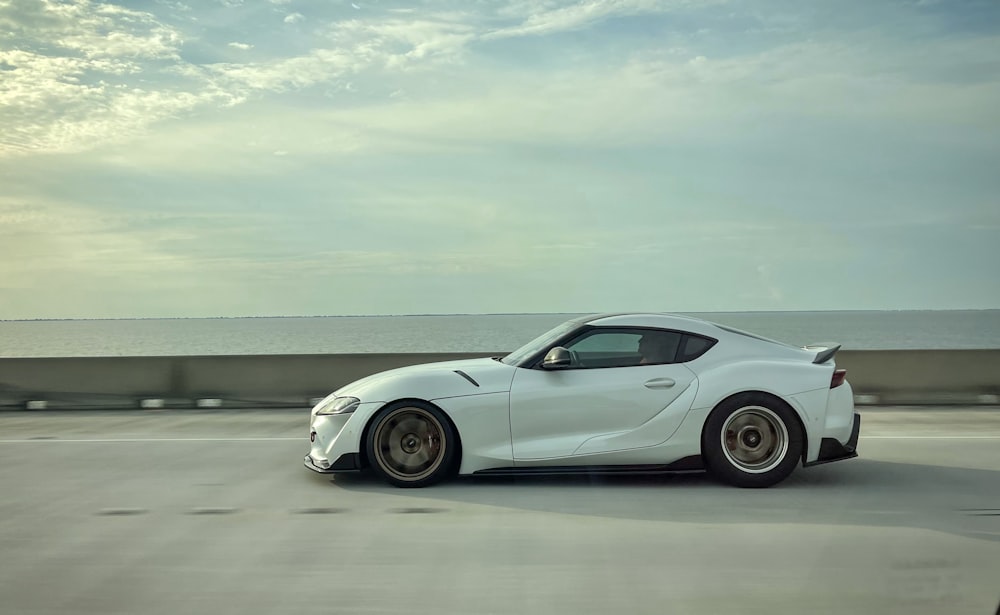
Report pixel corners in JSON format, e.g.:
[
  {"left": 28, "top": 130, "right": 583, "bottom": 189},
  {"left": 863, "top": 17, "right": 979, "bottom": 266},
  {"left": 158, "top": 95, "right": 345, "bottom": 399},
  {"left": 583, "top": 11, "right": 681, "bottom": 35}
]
[{"left": 472, "top": 455, "right": 705, "bottom": 477}]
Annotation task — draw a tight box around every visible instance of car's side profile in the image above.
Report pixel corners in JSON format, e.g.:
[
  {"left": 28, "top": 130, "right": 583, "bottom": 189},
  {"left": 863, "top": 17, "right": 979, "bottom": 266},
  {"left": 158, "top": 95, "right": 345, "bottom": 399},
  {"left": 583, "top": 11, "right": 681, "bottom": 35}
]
[{"left": 305, "top": 313, "right": 860, "bottom": 488}]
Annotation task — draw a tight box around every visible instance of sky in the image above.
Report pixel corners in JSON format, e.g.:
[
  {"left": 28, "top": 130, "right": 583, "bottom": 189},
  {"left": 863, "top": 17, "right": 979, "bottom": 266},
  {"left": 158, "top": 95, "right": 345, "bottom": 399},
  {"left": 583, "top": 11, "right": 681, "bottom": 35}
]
[{"left": 1, "top": 0, "right": 998, "bottom": 319}]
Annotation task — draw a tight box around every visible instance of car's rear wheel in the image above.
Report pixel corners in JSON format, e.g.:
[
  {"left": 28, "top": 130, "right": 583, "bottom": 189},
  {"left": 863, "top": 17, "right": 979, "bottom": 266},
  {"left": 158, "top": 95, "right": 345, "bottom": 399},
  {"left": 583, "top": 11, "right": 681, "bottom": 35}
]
[
  {"left": 365, "top": 400, "right": 456, "bottom": 488},
  {"left": 702, "top": 393, "right": 803, "bottom": 488}
]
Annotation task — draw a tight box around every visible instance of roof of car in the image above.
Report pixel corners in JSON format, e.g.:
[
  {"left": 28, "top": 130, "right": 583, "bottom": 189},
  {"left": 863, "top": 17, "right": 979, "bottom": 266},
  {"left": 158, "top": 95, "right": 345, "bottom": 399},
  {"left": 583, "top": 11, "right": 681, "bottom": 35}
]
[
  {"left": 563, "top": 312, "right": 808, "bottom": 360},
  {"left": 580, "top": 312, "right": 721, "bottom": 336}
]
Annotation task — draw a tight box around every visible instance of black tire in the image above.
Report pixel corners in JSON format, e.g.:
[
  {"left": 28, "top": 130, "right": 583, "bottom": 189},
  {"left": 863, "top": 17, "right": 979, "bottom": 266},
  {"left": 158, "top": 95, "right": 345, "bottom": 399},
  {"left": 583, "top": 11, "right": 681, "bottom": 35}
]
[
  {"left": 702, "top": 393, "right": 803, "bottom": 488},
  {"left": 365, "top": 400, "right": 457, "bottom": 488}
]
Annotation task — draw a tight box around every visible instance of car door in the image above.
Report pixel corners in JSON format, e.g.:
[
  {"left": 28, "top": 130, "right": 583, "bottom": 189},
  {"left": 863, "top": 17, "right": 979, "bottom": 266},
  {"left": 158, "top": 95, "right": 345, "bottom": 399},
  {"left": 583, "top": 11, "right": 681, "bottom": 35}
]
[{"left": 508, "top": 327, "right": 697, "bottom": 461}]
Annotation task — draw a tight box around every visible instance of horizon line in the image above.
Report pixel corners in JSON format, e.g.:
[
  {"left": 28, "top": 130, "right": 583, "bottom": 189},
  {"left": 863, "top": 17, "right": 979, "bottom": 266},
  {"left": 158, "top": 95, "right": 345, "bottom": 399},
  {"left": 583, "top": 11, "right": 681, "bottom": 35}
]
[{"left": 3, "top": 308, "right": 999, "bottom": 323}]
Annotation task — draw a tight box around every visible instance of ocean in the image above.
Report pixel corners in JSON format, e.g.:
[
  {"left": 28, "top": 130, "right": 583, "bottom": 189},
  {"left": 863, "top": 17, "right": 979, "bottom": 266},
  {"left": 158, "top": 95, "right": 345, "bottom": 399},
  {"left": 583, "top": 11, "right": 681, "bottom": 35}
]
[{"left": 1, "top": 311, "right": 998, "bottom": 358}]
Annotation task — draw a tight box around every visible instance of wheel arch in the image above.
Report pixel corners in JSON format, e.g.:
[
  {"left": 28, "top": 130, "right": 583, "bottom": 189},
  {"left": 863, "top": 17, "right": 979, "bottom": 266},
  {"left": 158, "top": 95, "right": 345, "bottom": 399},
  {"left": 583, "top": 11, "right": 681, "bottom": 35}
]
[
  {"left": 358, "top": 397, "right": 464, "bottom": 471},
  {"left": 701, "top": 390, "right": 809, "bottom": 465}
]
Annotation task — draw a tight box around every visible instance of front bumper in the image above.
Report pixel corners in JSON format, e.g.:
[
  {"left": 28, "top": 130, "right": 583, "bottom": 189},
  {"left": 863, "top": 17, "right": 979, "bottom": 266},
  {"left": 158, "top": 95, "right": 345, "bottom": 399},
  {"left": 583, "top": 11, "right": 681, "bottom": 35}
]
[
  {"left": 803, "top": 412, "right": 861, "bottom": 468},
  {"left": 303, "top": 453, "right": 362, "bottom": 474}
]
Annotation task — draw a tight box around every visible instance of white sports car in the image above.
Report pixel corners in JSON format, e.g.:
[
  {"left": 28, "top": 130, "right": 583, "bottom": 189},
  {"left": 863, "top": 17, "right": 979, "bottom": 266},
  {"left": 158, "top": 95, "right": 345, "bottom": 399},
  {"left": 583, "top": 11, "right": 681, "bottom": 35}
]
[{"left": 304, "top": 313, "right": 860, "bottom": 488}]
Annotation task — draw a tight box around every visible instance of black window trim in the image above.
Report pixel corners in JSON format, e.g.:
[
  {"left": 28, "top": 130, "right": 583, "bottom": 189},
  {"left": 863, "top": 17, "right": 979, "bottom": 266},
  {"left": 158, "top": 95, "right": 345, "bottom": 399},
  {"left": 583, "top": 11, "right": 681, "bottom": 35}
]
[{"left": 522, "top": 325, "right": 719, "bottom": 370}]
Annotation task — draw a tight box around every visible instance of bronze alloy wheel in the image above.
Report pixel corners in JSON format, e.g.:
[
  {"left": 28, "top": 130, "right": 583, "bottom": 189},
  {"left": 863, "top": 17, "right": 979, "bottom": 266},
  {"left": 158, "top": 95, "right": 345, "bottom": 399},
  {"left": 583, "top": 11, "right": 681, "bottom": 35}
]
[
  {"left": 721, "top": 405, "right": 790, "bottom": 474},
  {"left": 703, "top": 393, "right": 803, "bottom": 488},
  {"left": 372, "top": 405, "right": 448, "bottom": 483}
]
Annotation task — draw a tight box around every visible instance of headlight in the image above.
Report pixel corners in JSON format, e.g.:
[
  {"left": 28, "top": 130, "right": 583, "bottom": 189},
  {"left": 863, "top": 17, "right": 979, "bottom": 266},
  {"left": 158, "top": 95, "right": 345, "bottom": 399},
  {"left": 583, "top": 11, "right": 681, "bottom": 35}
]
[{"left": 315, "top": 396, "right": 361, "bottom": 416}]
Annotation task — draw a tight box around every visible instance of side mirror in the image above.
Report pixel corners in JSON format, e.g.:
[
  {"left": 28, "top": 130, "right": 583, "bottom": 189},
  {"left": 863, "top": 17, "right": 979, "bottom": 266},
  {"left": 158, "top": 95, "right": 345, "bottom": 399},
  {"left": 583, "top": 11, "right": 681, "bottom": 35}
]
[{"left": 542, "top": 347, "right": 571, "bottom": 369}]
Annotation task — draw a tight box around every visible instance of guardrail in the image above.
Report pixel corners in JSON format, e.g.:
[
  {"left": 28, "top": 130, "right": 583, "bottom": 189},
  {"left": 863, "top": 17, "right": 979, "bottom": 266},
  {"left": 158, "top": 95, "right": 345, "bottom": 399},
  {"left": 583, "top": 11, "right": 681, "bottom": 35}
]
[{"left": 1, "top": 350, "right": 998, "bottom": 410}]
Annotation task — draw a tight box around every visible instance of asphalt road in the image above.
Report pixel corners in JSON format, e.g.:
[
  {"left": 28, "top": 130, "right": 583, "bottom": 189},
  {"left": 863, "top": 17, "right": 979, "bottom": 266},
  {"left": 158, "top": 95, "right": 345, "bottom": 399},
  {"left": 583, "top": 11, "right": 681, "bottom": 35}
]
[{"left": 1, "top": 408, "right": 998, "bottom": 615}]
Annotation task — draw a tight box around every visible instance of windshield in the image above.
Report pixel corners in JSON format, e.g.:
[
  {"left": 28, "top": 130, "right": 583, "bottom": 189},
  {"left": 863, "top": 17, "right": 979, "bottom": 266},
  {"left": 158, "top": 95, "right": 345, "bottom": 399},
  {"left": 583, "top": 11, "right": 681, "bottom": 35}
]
[{"left": 501, "top": 320, "right": 580, "bottom": 366}]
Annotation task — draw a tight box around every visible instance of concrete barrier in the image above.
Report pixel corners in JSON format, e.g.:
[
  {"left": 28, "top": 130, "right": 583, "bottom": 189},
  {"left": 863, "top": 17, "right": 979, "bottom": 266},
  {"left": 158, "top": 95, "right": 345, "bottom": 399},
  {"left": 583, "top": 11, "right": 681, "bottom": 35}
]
[
  {"left": 835, "top": 349, "right": 1000, "bottom": 405},
  {"left": 0, "top": 353, "right": 494, "bottom": 409},
  {"left": 0, "top": 350, "right": 997, "bottom": 409}
]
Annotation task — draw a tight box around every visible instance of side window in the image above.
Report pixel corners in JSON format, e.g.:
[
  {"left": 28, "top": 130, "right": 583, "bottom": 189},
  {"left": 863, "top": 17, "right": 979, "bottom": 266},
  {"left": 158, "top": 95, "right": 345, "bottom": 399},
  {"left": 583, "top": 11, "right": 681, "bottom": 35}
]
[
  {"left": 677, "top": 335, "right": 716, "bottom": 362},
  {"left": 567, "top": 331, "right": 641, "bottom": 354},
  {"left": 563, "top": 329, "right": 682, "bottom": 368}
]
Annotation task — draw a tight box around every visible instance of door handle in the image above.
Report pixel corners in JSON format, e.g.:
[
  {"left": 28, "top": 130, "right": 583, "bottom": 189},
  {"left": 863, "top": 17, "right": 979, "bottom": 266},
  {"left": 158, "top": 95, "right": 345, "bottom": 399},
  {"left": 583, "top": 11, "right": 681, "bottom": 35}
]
[{"left": 644, "top": 378, "right": 676, "bottom": 389}]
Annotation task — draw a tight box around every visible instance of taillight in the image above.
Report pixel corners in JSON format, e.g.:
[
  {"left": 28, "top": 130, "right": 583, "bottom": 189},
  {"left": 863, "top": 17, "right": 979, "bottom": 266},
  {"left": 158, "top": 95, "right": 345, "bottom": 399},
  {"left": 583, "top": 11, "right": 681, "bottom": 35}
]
[{"left": 831, "top": 369, "right": 847, "bottom": 388}]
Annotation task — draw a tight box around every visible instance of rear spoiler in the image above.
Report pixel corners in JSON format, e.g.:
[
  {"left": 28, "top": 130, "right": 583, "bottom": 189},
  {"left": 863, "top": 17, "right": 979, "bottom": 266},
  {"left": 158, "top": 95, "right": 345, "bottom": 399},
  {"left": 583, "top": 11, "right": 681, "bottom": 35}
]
[{"left": 806, "top": 344, "right": 841, "bottom": 364}]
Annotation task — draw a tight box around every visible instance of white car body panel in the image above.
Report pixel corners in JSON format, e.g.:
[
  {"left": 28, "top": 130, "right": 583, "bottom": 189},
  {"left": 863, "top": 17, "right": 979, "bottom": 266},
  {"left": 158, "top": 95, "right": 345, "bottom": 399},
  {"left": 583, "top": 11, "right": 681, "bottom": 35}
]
[
  {"left": 309, "top": 358, "right": 516, "bottom": 473},
  {"left": 822, "top": 380, "right": 856, "bottom": 443},
  {"left": 687, "top": 358, "right": 837, "bottom": 463},
  {"left": 435, "top": 392, "right": 514, "bottom": 474},
  {"left": 573, "top": 377, "right": 700, "bottom": 456},
  {"left": 509, "top": 363, "right": 697, "bottom": 459},
  {"left": 308, "top": 401, "right": 376, "bottom": 467},
  {"left": 329, "top": 357, "right": 516, "bottom": 401},
  {"left": 306, "top": 312, "right": 859, "bottom": 479},
  {"left": 515, "top": 403, "right": 712, "bottom": 468}
]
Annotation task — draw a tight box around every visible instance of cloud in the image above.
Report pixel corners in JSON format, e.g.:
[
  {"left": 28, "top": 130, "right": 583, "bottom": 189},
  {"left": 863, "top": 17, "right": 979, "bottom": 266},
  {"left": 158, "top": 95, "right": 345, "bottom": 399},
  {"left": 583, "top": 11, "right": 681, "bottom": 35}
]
[
  {"left": 164, "top": 17, "right": 476, "bottom": 101},
  {"left": 2, "top": 0, "right": 998, "bottom": 317},
  {"left": 284, "top": 12, "right": 304, "bottom": 24},
  {"left": 0, "top": 0, "right": 243, "bottom": 157},
  {"left": 2, "top": 0, "right": 926, "bottom": 161},
  {"left": 0, "top": 47, "right": 241, "bottom": 157},
  {"left": 2, "top": 0, "right": 183, "bottom": 59},
  {"left": 91, "top": 21, "right": 1000, "bottom": 185},
  {"left": 484, "top": 0, "right": 718, "bottom": 40},
  {"left": 173, "top": 48, "right": 359, "bottom": 93},
  {"left": 334, "top": 17, "right": 476, "bottom": 69},
  {"left": 4, "top": 0, "right": 999, "bottom": 163},
  {"left": 155, "top": 1, "right": 192, "bottom": 11}
]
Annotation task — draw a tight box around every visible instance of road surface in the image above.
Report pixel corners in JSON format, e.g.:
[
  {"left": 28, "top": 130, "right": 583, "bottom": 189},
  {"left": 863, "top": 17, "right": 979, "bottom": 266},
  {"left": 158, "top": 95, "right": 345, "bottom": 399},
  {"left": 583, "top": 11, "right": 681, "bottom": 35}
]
[{"left": 1, "top": 408, "right": 998, "bottom": 614}]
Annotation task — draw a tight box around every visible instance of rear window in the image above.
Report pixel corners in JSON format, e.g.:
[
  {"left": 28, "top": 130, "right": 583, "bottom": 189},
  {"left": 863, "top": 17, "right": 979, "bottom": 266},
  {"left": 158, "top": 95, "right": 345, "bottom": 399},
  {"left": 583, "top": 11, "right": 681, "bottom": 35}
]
[{"left": 677, "top": 335, "right": 717, "bottom": 362}]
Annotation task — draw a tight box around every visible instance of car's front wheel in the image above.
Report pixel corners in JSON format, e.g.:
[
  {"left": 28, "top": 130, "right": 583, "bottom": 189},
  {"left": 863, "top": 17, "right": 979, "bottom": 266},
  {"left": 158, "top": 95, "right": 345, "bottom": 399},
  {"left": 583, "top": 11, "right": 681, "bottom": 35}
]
[
  {"left": 365, "top": 400, "right": 457, "bottom": 488},
  {"left": 702, "top": 393, "right": 803, "bottom": 488}
]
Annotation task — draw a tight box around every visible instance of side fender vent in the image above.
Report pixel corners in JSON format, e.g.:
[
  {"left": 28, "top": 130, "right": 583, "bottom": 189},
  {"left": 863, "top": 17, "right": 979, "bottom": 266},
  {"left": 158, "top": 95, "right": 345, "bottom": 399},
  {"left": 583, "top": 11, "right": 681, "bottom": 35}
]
[{"left": 453, "top": 370, "right": 480, "bottom": 387}]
